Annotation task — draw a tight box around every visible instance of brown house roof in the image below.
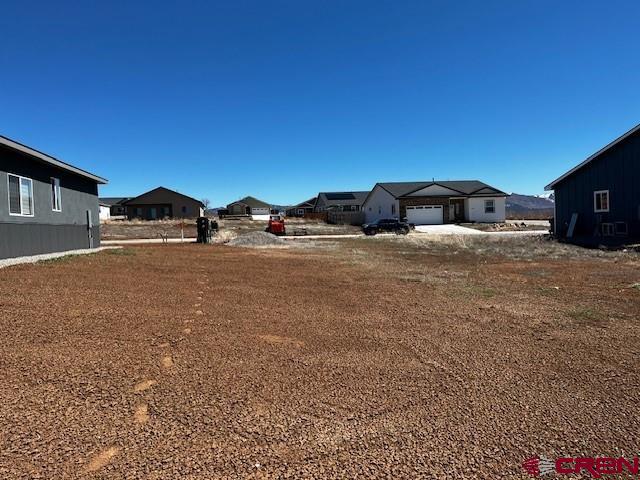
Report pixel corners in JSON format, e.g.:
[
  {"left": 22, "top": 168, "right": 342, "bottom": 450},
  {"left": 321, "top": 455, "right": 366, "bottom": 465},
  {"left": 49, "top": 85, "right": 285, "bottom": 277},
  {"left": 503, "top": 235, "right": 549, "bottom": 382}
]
[{"left": 123, "top": 187, "right": 204, "bottom": 207}]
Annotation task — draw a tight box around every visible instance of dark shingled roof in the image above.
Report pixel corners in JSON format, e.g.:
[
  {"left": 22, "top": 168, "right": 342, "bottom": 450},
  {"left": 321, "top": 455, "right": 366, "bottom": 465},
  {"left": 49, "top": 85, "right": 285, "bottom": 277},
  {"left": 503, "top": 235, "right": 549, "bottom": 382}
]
[
  {"left": 99, "top": 197, "right": 131, "bottom": 206},
  {"left": 1, "top": 135, "right": 108, "bottom": 184},
  {"left": 123, "top": 187, "right": 204, "bottom": 207},
  {"left": 376, "top": 180, "right": 506, "bottom": 198},
  {"left": 317, "top": 191, "right": 369, "bottom": 206},
  {"left": 228, "top": 196, "right": 272, "bottom": 209},
  {"left": 293, "top": 197, "right": 317, "bottom": 208}
]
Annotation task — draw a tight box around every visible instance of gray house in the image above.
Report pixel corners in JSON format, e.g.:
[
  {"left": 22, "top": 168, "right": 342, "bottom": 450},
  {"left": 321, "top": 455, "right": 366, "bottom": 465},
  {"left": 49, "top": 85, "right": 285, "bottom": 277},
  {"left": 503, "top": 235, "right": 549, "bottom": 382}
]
[
  {"left": 313, "top": 191, "right": 369, "bottom": 212},
  {"left": 546, "top": 123, "right": 640, "bottom": 243},
  {"left": 1, "top": 135, "right": 107, "bottom": 259}
]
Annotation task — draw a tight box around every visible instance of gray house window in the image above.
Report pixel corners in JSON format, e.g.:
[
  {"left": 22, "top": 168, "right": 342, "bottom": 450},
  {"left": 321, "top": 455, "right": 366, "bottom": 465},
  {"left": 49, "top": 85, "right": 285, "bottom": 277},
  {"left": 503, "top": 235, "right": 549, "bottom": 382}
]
[
  {"left": 51, "top": 177, "right": 62, "bottom": 212},
  {"left": 8, "top": 174, "right": 34, "bottom": 216},
  {"left": 484, "top": 199, "right": 495, "bottom": 214}
]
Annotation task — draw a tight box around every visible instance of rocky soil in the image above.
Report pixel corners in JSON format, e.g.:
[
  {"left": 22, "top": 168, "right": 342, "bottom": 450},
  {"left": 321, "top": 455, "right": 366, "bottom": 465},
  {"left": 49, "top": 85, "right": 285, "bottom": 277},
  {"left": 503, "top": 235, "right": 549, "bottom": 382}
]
[{"left": 0, "top": 241, "right": 639, "bottom": 478}]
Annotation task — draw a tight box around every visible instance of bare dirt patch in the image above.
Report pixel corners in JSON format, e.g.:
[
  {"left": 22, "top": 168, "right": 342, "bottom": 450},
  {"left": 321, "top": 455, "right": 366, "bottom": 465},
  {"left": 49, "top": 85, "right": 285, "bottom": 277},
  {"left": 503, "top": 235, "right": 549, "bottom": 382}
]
[
  {"left": 132, "top": 379, "right": 157, "bottom": 393},
  {"left": 133, "top": 404, "right": 150, "bottom": 424},
  {"left": 161, "top": 355, "right": 175, "bottom": 369},
  {"left": 84, "top": 446, "right": 120, "bottom": 473}
]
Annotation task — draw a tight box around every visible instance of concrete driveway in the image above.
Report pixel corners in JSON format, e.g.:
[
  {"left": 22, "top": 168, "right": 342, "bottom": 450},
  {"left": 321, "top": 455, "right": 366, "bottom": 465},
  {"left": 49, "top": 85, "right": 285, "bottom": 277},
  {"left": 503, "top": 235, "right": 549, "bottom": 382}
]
[
  {"left": 414, "top": 224, "right": 483, "bottom": 235},
  {"left": 414, "top": 224, "right": 549, "bottom": 236}
]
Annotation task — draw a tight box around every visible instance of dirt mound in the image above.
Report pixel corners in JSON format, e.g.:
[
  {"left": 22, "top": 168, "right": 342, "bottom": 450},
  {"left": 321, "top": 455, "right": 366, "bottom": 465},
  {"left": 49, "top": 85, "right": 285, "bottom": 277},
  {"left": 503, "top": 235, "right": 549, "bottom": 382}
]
[{"left": 227, "top": 231, "right": 286, "bottom": 248}]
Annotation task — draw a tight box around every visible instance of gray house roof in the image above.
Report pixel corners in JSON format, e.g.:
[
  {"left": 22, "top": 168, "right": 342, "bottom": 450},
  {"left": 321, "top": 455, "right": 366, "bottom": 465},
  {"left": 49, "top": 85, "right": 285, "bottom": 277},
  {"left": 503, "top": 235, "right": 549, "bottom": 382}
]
[
  {"left": 292, "top": 197, "right": 317, "bottom": 208},
  {"left": 99, "top": 197, "right": 131, "bottom": 206},
  {"left": 545, "top": 122, "right": 640, "bottom": 190},
  {"left": 228, "top": 196, "right": 271, "bottom": 209},
  {"left": 315, "top": 191, "right": 369, "bottom": 207},
  {"left": 374, "top": 180, "right": 506, "bottom": 198},
  {"left": 0, "top": 135, "right": 108, "bottom": 184}
]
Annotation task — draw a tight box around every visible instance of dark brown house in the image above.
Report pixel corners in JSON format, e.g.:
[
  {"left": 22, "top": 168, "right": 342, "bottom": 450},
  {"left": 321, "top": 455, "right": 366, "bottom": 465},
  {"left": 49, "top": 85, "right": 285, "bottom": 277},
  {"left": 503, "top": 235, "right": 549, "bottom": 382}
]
[
  {"left": 285, "top": 197, "right": 316, "bottom": 217},
  {"left": 123, "top": 187, "right": 204, "bottom": 220}
]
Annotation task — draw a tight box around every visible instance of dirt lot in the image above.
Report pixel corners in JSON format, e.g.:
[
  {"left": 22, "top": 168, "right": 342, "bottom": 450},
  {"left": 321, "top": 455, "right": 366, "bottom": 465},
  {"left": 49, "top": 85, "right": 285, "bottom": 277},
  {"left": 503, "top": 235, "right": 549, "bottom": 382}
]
[
  {"left": 100, "top": 218, "right": 359, "bottom": 240},
  {"left": 1, "top": 238, "right": 639, "bottom": 478}
]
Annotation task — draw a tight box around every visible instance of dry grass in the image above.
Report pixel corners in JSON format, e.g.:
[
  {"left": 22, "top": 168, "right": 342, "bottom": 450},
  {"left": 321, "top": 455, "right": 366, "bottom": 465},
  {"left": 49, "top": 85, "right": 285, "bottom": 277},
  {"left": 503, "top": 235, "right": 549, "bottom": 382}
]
[{"left": 383, "top": 233, "right": 638, "bottom": 261}]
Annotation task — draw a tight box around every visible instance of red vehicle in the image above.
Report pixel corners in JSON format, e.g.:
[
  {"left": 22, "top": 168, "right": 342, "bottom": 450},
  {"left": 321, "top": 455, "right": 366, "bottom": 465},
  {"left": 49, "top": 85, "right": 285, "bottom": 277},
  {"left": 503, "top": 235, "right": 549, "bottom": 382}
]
[{"left": 266, "top": 215, "right": 286, "bottom": 235}]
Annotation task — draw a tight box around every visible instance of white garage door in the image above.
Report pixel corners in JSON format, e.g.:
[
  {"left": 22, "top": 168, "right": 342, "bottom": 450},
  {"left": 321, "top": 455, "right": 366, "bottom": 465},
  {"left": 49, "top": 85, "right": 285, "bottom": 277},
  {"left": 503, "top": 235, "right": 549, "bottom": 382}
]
[{"left": 406, "top": 205, "right": 443, "bottom": 225}]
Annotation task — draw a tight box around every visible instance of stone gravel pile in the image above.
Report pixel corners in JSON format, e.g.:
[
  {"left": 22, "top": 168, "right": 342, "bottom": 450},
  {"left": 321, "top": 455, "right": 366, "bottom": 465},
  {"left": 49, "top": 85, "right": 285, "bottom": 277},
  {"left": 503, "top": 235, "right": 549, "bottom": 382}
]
[{"left": 227, "top": 231, "right": 286, "bottom": 248}]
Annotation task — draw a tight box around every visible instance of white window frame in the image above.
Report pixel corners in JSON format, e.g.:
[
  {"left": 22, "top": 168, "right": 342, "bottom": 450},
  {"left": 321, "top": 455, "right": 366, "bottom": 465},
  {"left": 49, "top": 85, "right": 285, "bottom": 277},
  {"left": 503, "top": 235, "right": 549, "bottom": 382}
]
[
  {"left": 297, "top": 208, "right": 305, "bottom": 215},
  {"left": 594, "top": 190, "right": 609, "bottom": 213},
  {"left": 7, "top": 174, "right": 35, "bottom": 217},
  {"left": 484, "top": 199, "right": 495, "bottom": 214},
  {"left": 51, "top": 177, "right": 62, "bottom": 212}
]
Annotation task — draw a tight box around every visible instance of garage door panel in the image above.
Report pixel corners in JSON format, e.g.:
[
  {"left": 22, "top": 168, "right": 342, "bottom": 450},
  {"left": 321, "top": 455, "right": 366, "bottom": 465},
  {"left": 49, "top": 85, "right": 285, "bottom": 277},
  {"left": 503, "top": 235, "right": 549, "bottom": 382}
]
[{"left": 406, "top": 205, "right": 443, "bottom": 225}]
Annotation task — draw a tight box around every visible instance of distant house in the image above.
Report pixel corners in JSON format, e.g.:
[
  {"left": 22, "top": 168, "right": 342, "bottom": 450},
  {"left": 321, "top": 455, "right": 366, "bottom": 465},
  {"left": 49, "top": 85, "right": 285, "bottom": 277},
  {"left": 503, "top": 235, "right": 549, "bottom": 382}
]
[
  {"left": 226, "top": 196, "right": 271, "bottom": 220},
  {"left": 0, "top": 135, "right": 107, "bottom": 259},
  {"left": 362, "top": 181, "right": 506, "bottom": 225},
  {"left": 123, "top": 187, "right": 204, "bottom": 220},
  {"left": 99, "top": 197, "right": 131, "bottom": 217},
  {"left": 314, "top": 191, "right": 369, "bottom": 212},
  {"left": 545, "top": 123, "right": 640, "bottom": 243},
  {"left": 285, "top": 197, "right": 316, "bottom": 217},
  {"left": 99, "top": 202, "right": 111, "bottom": 220}
]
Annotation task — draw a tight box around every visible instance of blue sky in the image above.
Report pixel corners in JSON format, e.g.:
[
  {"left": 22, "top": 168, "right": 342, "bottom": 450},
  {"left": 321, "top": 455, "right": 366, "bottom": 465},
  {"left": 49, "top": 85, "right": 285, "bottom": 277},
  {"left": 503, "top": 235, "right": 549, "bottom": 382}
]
[{"left": 1, "top": 0, "right": 639, "bottom": 206}]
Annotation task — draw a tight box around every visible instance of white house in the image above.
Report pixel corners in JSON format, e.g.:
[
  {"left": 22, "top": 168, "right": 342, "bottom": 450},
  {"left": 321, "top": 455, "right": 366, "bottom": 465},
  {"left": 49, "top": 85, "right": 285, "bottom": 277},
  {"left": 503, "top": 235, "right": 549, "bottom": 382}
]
[
  {"left": 362, "top": 180, "right": 507, "bottom": 225},
  {"left": 99, "top": 203, "right": 111, "bottom": 221}
]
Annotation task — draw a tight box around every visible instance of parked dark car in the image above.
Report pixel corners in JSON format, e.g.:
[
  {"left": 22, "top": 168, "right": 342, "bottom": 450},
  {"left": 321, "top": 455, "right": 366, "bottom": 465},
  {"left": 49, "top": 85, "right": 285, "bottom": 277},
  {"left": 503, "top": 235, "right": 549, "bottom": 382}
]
[{"left": 362, "top": 219, "right": 410, "bottom": 236}]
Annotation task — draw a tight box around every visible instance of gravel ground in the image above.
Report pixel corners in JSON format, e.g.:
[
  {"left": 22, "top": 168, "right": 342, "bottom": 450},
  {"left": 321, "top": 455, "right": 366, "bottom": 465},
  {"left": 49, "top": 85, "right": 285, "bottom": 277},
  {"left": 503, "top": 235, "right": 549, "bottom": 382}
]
[{"left": 0, "top": 241, "right": 639, "bottom": 478}]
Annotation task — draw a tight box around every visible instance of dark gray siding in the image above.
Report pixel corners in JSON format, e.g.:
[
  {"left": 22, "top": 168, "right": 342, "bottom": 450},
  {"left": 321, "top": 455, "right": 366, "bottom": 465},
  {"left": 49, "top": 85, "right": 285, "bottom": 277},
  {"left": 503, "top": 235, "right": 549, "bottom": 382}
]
[
  {"left": 0, "top": 144, "right": 101, "bottom": 259},
  {"left": 553, "top": 130, "right": 640, "bottom": 240},
  {"left": 0, "top": 224, "right": 100, "bottom": 258}
]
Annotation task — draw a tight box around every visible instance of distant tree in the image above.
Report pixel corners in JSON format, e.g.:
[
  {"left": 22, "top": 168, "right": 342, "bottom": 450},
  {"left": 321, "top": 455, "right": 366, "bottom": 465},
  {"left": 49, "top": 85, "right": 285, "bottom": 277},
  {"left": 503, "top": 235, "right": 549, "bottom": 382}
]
[{"left": 201, "top": 198, "right": 211, "bottom": 210}]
